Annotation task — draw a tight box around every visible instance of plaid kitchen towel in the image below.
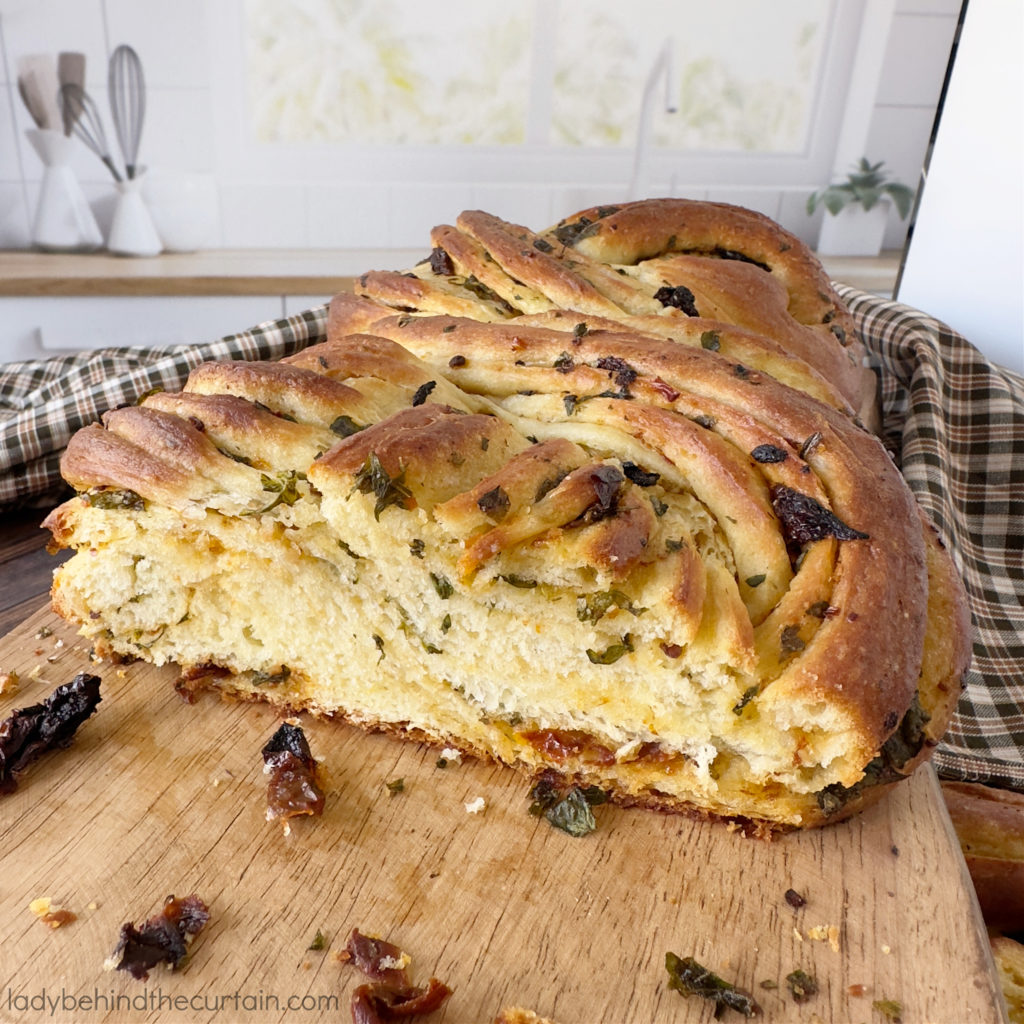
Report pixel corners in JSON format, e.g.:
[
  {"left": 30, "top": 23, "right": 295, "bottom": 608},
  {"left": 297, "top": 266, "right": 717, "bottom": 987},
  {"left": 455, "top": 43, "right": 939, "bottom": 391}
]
[
  {"left": 0, "top": 305, "right": 327, "bottom": 512},
  {"left": 1, "top": 289, "right": 1022, "bottom": 788},
  {"left": 833, "top": 286, "right": 1024, "bottom": 790}
]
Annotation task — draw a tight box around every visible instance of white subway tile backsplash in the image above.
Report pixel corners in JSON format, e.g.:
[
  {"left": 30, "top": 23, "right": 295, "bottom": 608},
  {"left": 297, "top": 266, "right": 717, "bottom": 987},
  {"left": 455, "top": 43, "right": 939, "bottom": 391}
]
[
  {"left": 304, "top": 183, "right": 391, "bottom": 249},
  {"left": 1, "top": 0, "right": 106, "bottom": 71},
  {"left": 548, "top": 186, "right": 631, "bottom": 222},
  {"left": 219, "top": 182, "right": 306, "bottom": 248},
  {"left": 137, "top": 87, "right": 217, "bottom": 175},
  {"left": 103, "top": 0, "right": 211, "bottom": 89},
  {"left": 469, "top": 185, "right": 552, "bottom": 229},
  {"left": 388, "top": 184, "right": 475, "bottom": 247},
  {"left": 0, "top": 182, "right": 30, "bottom": 248},
  {"left": 0, "top": 83, "right": 24, "bottom": 179}
]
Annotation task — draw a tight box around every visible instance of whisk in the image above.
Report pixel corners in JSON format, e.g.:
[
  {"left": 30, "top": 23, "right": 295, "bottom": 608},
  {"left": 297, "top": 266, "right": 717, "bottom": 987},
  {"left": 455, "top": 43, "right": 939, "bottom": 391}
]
[
  {"left": 108, "top": 44, "right": 145, "bottom": 180},
  {"left": 59, "top": 83, "right": 122, "bottom": 181}
]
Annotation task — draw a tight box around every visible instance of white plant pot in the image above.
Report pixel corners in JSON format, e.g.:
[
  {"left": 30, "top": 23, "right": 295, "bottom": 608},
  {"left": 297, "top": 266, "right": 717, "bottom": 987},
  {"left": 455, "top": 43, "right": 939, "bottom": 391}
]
[{"left": 815, "top": 199, "right": 891, "bottom": 257}]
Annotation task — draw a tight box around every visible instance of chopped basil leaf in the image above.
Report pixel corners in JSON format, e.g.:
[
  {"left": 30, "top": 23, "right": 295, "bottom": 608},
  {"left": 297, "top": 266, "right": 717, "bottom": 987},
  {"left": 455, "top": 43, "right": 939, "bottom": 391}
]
[
  {"left": 544, "top": 787, "right": 597, "bottom": 837},
  {"left": 330, "top": 415, "right": 364, "bottom": 437},
  {"left": 665, "top": 952, "right": 760, "bottom": 1018},
  {"left": 243, "top": 471, "right": 301, "bottom": 516},
  {"left": 528, "top": 773, "right": 607, "bottom": 837},
  {"left": 499, "top": 574, "right": 537, "bottom": 589},
  {"left": 338, "top": 539, "right": 363, "bottom": 560},
  {"left": 780, "top": 625, "right": 806, "bottom": 654},
  {"left": 786, "top": 969, "right": 817, "bottom": 1003},
  {"left": 650, "top": 495, "right": 669, "bottom": 517},
  {"left": 86, "top": 488, "right": 146, "bottom": 511},
  {"left": 251, "top": 665, "right": 291, "bottom": 687},
  {"left": 385, "top": 778, "right": 405, "bottom": 796},
  {"left": 350, "top": 452, "right": 412, "bottom": 520},
  {"left": 586, "top": 635, "right": 633, "bottom": 664},
  {"left": 745, "top": 574, "right": 766, "bottom": 588},
  {"left": 576, "top": 591, "right": 645, "bottom": 624},
  {"left": 732, "top": 686, "right": 758, "bottom": 715},
  {"left": 872, "top": 999, "right": 903, "bottom": 1022},
  {"left": 430, "top": 573, "right": 454, "bottom": 600}
]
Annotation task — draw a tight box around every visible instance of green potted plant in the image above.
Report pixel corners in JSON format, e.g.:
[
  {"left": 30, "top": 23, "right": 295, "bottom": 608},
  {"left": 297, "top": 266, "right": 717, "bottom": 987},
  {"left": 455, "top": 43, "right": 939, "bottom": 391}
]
[{"left": 807, "top": 158, "right": 916, "bottom": 257}]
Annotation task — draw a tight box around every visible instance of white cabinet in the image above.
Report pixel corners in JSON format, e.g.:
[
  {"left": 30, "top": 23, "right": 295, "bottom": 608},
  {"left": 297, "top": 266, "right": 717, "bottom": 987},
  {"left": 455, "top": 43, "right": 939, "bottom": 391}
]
[{"left": 0, "top": 295, "right": 288, "bottom": 363}]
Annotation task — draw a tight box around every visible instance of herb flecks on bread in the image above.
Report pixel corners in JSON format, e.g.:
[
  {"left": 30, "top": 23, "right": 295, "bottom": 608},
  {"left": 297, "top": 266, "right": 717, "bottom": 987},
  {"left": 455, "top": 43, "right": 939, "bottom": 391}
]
[{"left": 43, "top": 200, "right": 969, "bottom": 832}]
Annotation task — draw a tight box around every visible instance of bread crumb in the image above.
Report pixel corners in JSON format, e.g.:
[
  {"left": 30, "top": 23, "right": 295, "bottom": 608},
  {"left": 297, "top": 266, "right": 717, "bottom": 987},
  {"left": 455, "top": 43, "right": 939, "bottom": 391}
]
[
  {"left": 29, "top": 897, "right": 77, "bottom": 929},
  {"left": 378, "top": 952, "right": 411, "bottom": 971},
  {"left": 793, "top": 927, "right": 804, "bottom": 942},
  {"left": 27, "top": 665, "right": 42, "bottom": 680},
  {"left": 881, "top": 944, "right": 891, "bottom": 955},
  {"left": 440, "top": 747, "right": 463, "bottom": 764},
  {"left": 0, "top": 670, "right": 19, "bottom": 695},
  {"left": 464, "top": 796, "right": 486, "bottom": 814},
  {"left": 808, "top": 924, "right": 841, "bottom": 952}
]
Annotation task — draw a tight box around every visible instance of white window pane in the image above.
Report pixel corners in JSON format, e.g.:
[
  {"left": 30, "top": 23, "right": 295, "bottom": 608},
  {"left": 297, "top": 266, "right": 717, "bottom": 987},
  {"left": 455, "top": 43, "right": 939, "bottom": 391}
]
[
  {"left": 245, "top": 0, "right": 533, "bottom": 145},
  {"left": 552, "top": 0, "right": 828, "bottom": 152}
]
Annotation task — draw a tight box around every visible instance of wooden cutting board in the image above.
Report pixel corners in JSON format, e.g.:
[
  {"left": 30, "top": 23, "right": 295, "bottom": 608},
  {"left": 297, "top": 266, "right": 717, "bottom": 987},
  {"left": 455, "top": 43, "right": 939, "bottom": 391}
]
[{"left": 0, "top": 606, "right": 1006, "bottom": 1024}]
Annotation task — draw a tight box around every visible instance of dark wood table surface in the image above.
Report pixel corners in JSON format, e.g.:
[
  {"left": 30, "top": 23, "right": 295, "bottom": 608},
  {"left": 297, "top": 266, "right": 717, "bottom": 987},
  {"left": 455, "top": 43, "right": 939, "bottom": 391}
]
[{"left": 0, "top": 505, "right": 71, "bottom": 641}]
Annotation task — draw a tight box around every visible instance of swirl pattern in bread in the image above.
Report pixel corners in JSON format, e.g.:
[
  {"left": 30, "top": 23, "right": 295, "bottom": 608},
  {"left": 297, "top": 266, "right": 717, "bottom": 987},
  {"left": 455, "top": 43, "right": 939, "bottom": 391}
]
[{"left": 42, "top": 200, "right": 968, "bottom": 832}]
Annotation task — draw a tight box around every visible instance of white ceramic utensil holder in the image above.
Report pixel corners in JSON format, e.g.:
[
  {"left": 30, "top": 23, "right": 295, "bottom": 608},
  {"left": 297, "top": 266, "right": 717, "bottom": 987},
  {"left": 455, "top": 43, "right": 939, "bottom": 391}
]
[
  {"left": 26, "top": 128, "right": 103, "bottom": 252},
  {"left": 107, "top": 175, "right": 162, "bottom": 257}
]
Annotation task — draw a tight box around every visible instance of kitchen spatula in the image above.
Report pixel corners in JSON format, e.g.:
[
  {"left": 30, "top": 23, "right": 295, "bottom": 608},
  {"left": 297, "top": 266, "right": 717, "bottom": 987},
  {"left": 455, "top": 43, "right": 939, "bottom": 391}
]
[{"left": 57, "top": 52, "right": 87, "bottom": 135}]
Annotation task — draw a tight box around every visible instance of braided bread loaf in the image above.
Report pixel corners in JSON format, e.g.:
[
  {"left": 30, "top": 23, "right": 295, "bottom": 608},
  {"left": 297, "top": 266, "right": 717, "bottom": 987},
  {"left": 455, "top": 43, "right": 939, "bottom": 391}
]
[{"left": 43, "top": 199, "right": 968, "bottom": 832}]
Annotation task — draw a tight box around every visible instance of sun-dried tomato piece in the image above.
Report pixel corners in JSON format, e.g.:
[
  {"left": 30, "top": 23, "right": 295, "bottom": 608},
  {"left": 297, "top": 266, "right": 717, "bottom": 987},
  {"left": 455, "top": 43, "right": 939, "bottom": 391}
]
[
  {"left": 346, "top": 930, "right": 412, "bottom": 986},
  {"left": 108, "top": 894, "right": 209, "bottom": 981},
  {"left": 428, "top": 247, "right": 454, "bottom": 276},
  {"left": 262, "top": 722, "right": 325, "bottom": 826},
  {"left": 654, "top": 285, "right": 699, "bottom": 316},
  {"left": 0, "top": 673, "right": 101, "bottom": 795},
  {"left": 770, "top": 485, "right": 869, "bottom": 548},
  {"left": 344, "top": 930, "right": 452, "bottom": 1023},
  {"left": 352, "top": 978, "right": 452, "bottom": 1023}
]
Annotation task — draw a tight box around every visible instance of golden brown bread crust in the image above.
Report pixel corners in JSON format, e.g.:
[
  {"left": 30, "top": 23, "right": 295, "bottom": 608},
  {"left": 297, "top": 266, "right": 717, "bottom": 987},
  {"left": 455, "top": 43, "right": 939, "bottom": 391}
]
[
  {"left": 348, "top": 199, "right": 876, "bottom": 427},
  {"left": 944, "top": 781, "right": 1024, "bottom": 931},
  {"left": 42, "top": 199, "right": 970, "bottom": 832}
]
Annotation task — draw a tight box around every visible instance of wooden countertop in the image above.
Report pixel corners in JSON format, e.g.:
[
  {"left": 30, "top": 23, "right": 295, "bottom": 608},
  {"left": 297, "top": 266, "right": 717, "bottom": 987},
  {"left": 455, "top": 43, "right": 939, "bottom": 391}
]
[
  {"left": 0, "top": 249, "right": 902, "bottom": 298},
  {"left": 0, "top": 249, "right": 425, "bottom": 298}
]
